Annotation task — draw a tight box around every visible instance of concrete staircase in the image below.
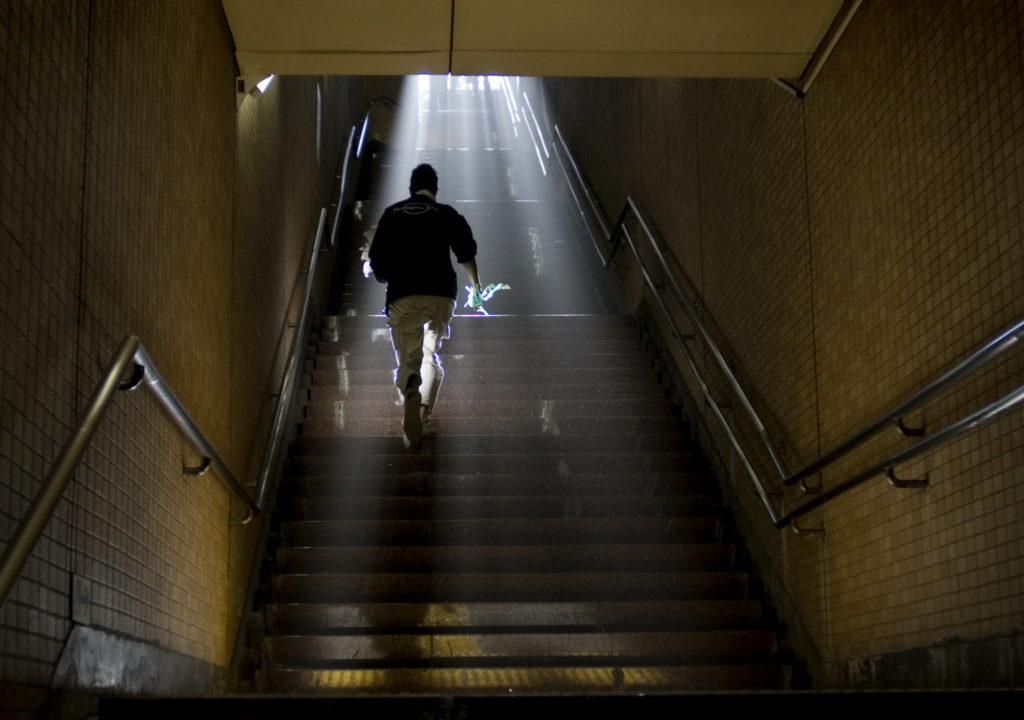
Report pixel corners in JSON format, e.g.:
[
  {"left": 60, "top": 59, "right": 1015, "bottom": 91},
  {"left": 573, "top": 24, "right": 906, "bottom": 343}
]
[{"left": 252, "top": 312, "right": 792, "bottom": 695}]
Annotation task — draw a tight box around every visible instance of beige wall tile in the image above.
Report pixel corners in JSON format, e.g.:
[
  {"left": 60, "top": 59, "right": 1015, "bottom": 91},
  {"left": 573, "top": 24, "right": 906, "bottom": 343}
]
[{"left": 542, "top": 0, "right": 1024, "bottom": 684}]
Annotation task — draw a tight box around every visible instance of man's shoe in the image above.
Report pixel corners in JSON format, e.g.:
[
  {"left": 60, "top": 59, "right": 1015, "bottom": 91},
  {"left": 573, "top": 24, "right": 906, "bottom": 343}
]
[{"left": 403, "top": 390, "right": 423, "bottom": 449}]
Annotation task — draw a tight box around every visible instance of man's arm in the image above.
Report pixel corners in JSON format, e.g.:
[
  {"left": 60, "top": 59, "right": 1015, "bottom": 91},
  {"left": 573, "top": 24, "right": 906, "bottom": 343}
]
[
  {"left": 461, "top": 258, "right": 481, "bottom": 290},
  {"left": 367, "top": 216, "right": 391, "bottom": 283}
]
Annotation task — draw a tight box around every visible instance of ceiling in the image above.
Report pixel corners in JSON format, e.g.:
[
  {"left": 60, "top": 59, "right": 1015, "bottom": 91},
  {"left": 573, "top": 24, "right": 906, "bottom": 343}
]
[{"left": 222, "top": 0, "right": 846, "bottom": 80}]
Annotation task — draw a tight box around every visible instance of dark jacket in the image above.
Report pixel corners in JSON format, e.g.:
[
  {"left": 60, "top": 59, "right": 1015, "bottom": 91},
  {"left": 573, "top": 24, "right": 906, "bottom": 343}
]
[{"left": 369, "top": 193, "right": 477, "bottom": 308}]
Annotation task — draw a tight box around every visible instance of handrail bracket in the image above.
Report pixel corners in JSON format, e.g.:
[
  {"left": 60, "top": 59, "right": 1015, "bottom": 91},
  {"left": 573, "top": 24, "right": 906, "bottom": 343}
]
[
  {"left": 886, "top": 467, "right": 929, "bottom": 490},
  {"left": 119, "top": 363, "right": 146, "bottom": 391},
  {"left": 791, "top": 519, "right": 825, "bottom": 536},
  {"left": 183, "top": 457, "right": 212, "bottom": 477},
  {"left": 799, "top": 476, "right": 821, "bottom": 495},
  {"left": 894, "top": 416, "right": 925, "bottom": 437}
]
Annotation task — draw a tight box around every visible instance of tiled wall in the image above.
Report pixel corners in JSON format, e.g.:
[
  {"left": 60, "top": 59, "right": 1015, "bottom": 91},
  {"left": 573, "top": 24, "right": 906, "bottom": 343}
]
[
  {"left": 543, "top": 0, "right": 1023, "bottom": 686},
  {"left": 1, "top": 0, "right": 91, "bottom": 701},
  {"left": 1, "top": 0, "right": 366, "bottom": 712}
]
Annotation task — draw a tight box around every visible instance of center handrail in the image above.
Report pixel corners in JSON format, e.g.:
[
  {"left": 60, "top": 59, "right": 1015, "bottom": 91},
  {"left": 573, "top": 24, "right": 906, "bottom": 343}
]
[
  {"left": 610, "top": 195, "right": 793, "bottom": 483},
  {"left": 255, "top": 125, "right": 356, "bottom": 509},
  {"left": 329, "top": 126, "right": 357, "bottom": 250},
  {"left": 551, "top": 124, "right": 1024, "bottom": 529},
  {"left": 254, "top": 207, "right": 326, "bottom": 510}
]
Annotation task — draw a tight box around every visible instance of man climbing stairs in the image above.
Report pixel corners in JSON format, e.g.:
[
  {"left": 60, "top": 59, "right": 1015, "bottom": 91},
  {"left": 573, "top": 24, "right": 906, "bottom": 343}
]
[{"left": 247, "top": 77, "right": 792, "bottom": 696}]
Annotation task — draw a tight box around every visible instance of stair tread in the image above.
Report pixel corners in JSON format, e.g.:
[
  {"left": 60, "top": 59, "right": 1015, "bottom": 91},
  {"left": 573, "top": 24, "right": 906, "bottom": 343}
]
[
  {"left": 304, "top": 397, "right": 681, "bottom": 419},
  {"left": 262, "top": 630, "right": 777, "bottom": 667},
  {"left": 272, "top": 571, "right": 747, "bottom": 603},
  {"left": 265, "top": 600, "right": 763, "bottom": 633},
  {"left": 280, "top": 517, "right": 721, "bottom": 546},
  {"left": 314, "top": 352, "right": 652, "bottom": 368},
  {"left": 308, "top": 383, "right": 668, "bottom": 402},
  {"left": 317, "top": 339, "right": 648, "bottom": 355},
  {"left": 275, "top": 543, "right": 735, "bottom": 573},
  {"left": 291, "top": 435, "right": 694, "bottom": 456},
  {"left": 288, "top": 473, "right": 712, "bottom": 497},
  {"left": 311, "top": 367, "right": 659, "bottom": 385},
  {"left": 288, "top": 453, "right": 700, "bottom": 476},
  {"left": 321, "top": 317, "right": 639, "bottom": 331},
  {"left": 288, "top": 495, "right": 718, "bottom": 520},
  {"left": 300, "top": 416, "right": 686, "bottom": 437},
  {"left": 256, "top": 664, "right": 791, "bottom": 693}
]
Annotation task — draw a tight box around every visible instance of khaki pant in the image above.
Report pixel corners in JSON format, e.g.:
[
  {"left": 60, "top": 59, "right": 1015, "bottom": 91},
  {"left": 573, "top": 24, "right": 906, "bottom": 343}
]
[{"left": 386, "top": 295, "right": 457, "bottom": 410}]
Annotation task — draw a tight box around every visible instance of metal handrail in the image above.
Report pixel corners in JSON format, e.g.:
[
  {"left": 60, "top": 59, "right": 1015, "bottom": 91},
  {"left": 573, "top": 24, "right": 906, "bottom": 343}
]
[
  {"left": 253, "top": 207, "right": 327, "bottom": 510},
  {"left": 328, "top": 126, "right": 357, "bottom": 249},
  {"left": 598, "top": 195, "right": 785, "bottom": 525},
  {"left": 551, "top": 128, "right": 612, "bottom": 262},
  {"left": 609, "top": 196, "right": 794, "bottom": 484},
  {"left": 783, "top": 316, "right": 1024, "bottom": 488},
  {"left": 552, "top": 124, "right": 1024, "bottom": 529},
  {"left": 2, "top": 126, "right": 358, "bottom": 610},
  {"left": 0, "top": 335, "right": 258, "bottom": 608},
  {"left": 776, "top": 382, "right": 1024, "bottom": 527},
  {"left": 256, "top": 121, "right": 358, "bottom": 507}
]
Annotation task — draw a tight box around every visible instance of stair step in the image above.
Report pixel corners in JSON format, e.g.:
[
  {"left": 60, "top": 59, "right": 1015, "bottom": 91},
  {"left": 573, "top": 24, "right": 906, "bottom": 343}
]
[
  {"left": 287, "top": 452, "right": 700, "bottom": 476},
  {"left": 308, "top": 382, "right": 667, "bottom": 402},
  {"left": 323, "top": 314, "right": 638, "bottom": 329},
  {"left": 272, "top": 571, "right": 748, "bottom": 603},
  {"left": 292, "top": 435, "right": 693, "bottom": 457},
  {"left": 275, "top": 544, "right": 735, "bottom": 574},
  {"left": 321, "top": 327, "right": 647, "bottom": 348},
  {"left": 323, "top": 324, "right": 641, "bottom": 342},
  {"left": 304, "top": 397, "right": 680, "bottom": 419},
  {"left": 314, "top": 351, "right": 651, "bottom": 369},
  {"left": 319, "top": 338, "right": 647, "bottom": 355},
  {"left": 312, "top": 365, "right": 659, "bottom": 386},
  {"left": 279, "top": 517, "right": 721, "bottom": 547},
  {"left": 256, "top": 664, "right": 791, "bottom": 693},
  {"left": 288, "top": 495, "right": 718, "bottom": 521},
  {"left": 262, "top": 630, "right": 776, "bottom": 667},
  {"left": 265, "top": 600, "right": 763, "bottom": 634},
  {"left": 300, "top": 415, "right": 686, "bottom": 437},
  {"left": 287, "top": 472, "right": 713, "bottom": 498}
]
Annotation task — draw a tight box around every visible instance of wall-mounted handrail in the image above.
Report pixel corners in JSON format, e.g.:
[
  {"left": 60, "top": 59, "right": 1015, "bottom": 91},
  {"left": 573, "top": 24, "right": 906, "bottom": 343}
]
[
  {"left": 2, "top": 124, "right": 359, "bottom": 611},
  {"left": 552, "top": 124, "right": 1024, "bottom": 529},
  {"left": 772, "top": 0, "right": 865, "bottom": 98},
  {"left": 257, "top": 121, "right": 358, "bottom": 508},
  {"left": 783, "top": 317, "right": 1024, "bottom": 488},
  {"left": 132, "top": 343, "right": 256, "bottom": 517},
  {"left": 551, "top": 127, "right": 611, "bottom": 264},
  {"left": 599, "top": 196, "right": 786, "bottom": 526},
  {"left": 254, "top": 120, "right": 358, "bottom": 508},
  {"left": 777, "top": 382, "right": 1024, "bottom": 526},
  {"left": 0, "top": 335, "right": 258, "bottom": 609},
  {"left": 254, "top": 207, "right": 327, "bottom": 511},
  {"left": 610, "top": 195, "right": 794, "bottom": 486},
  {"left": 328, "top": 126, "right": 357, "bottom": 250}
]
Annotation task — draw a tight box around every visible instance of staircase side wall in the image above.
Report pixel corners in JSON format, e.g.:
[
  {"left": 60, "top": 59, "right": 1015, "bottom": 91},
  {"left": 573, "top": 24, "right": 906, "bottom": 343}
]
[
  {"left": 540, "top": 0, "right": 1024, "bottom": 688},
  {"left": 0, "top": 0, "right": 368, "bottom": 713}
]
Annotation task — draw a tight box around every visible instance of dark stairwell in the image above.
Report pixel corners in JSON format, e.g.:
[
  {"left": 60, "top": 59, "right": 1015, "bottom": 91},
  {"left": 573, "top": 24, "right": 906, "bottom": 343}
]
[
  {"left": 246, "top": 78, "right": 794, "bottom": 699},
  {"left": 102, "top": 78, "right": 796, "bottom": 716}
]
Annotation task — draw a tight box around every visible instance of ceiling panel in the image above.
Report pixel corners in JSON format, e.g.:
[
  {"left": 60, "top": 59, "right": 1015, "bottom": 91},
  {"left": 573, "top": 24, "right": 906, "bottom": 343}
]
[{"left": 223, "top": 0, "right": 845, "bottom": 78}]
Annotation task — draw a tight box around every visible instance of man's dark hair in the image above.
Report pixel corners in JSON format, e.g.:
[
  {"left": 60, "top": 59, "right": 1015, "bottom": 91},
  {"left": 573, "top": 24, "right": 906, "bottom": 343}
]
[{"left": 409, "top": 163, "right": 438, "bottom": 195}]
